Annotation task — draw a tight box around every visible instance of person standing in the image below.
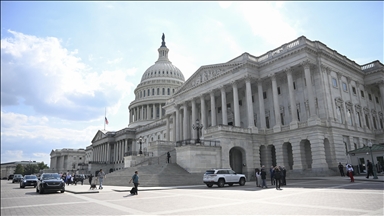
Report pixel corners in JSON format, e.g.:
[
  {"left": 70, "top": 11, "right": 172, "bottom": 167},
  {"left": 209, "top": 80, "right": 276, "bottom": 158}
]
[
  {"left": 88, "top": 174, "right": 93, "bottom": 185},
  {"left": 167, "top": 152, "right": 171, "bottom": 163},
  {"left": 281, "top": 166, "right": 287, "bottom": 186},
  {"left": 366, "top": 160, "right": 374, "bottom": 178},
  {"left": 274, "top": 166, "right": 282, "bottom": 190},
  {"left": 338, "top": 162, "right": 345, "bottom": 177},
  {"left": 97, "top": 169, "right": 106, "bottom": 189},
  {"left": 260, "top": 168, "right": 267, "bottom": 188},
  {"left": 129, "top": 171, "right": 139, "bottom": 195},
  {"left": 270, "top": 166, "right": 275, "bottom": 185},
  {"left": 255, "top": 168, "right": 261, "bottom": 187},
  {"left": 66, "top": 173, "right": 71, "bottom": 186},
  {"left": 347, "top": 164, "right": 354, "bottom": 182}
]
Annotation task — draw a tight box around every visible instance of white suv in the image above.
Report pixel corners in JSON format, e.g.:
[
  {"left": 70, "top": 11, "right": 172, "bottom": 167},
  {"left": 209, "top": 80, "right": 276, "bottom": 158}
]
[{"left": 203, "top": 169, "right": 246, "bottom": 187}]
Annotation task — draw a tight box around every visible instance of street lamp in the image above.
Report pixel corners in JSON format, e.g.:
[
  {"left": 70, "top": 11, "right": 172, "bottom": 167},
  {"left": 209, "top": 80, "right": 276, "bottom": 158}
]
[
  {"left": 367, "top": 141, "right": 378, "bottom": 179},
  {"left": 192, "top": 119, "right": 203, "bottom": 144},
  {"left": 139, "top": 137, "right": 143, "bottom": 156}
]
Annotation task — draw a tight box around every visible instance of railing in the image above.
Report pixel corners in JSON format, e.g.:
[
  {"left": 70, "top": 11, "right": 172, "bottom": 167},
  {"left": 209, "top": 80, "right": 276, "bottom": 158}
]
[
  {"left": 133, "top": 149, "right": 176, "bottom": 167},
  {"left": 88, "top": 161, "right": 110, "bottom": 164},
  {"left": 124, "top": 151, "right": 154, "bottom": 157},
  {"left": 176, "top": 139, "right": 220, "bottom": 147}
]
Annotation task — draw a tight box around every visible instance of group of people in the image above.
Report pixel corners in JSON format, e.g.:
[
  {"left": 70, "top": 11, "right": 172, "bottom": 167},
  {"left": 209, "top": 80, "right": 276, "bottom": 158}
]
[
  {"left": 338, "top": 159, "right": 382, "bottom": 183},
  {"left": 255, "top": 165, "right": 286, "bottom": 190},
  {"left": 60, "top": 172, "right": 75, "bottom": 185}
]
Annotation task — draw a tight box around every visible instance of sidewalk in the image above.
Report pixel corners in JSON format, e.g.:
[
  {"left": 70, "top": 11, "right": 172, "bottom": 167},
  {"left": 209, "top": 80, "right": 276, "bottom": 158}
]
[{"left": 65, "top": 175, "right": 383, "bottom": 194}]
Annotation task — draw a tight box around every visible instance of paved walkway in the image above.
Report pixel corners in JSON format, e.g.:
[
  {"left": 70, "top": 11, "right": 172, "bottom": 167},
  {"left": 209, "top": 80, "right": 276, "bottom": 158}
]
[{"left": 66, "top": 175, "right": 384, "bottom": 194}]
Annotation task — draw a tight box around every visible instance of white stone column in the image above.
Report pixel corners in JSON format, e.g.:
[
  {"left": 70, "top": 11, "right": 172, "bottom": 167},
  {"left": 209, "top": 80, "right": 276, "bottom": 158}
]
[
  {"left": 245, "top": 78, "right": 255, "bottom": 129},
  {"left": 166, "top": 115, "right": 170, "bottom": 141},
  {"left": 134, "top": 108, "right": 137, "bottom": 121},
  {"left": 153, "top": 104, "right": 156, "bottom": 119},
  {"left": 160, "top": 103, "right": 163, "bottom": 119},
  {"left": 210, "top": 91, "right": 216, "bottom": 127},
  {"left": 183, "top": 102, "right": 188, "bottom": 140},
  {"left": 379, "top": 81, "right": 384, "bottom": 109},
  {"left": 172, "top": 112, "right": 176, "bottom": 141},
  {"left": 232, "top": 81, "right": 240, "bottom": 127},
  {"left": 291, "top": 139, "right": 304, "bottom": 170},
  {"left": 129, "top": 109, "right": 132, "bottom": 123},
  {"left": 140, "top": 106, "right": 144, "bottom": 121},
  {"left": 191, "top": 99, "right": 197, "bottom": 140},
  {"left": 220, "top": 86, "right": 228, "bottom": 125},
  {"left": 175, "top": 106, "right": 180, "bottom": 141},
  {"left": 257, "top": 79, "right": 266, "bottom": 129},
  {"left": 106, "top": 143, "right": 110, "bottom": 163},
  {"left": 200, "top": 95, "right": 207, "bottom": 129},
  {"left": 271, "top": 74, "right": 281, "bottom": 131},
  {"left": 310, "top": 135, "right": 328, "bottom": 170},
  {"left": 147, "top": 104, "right": 150, "bottom": 120},
  {"left": 286, "top": 68, "right": 298, "bottom": 128},
  {"left": 275, "top": 143, "right": 284, "bottom": 167},
  {"left": 303, "top": 61, "right": 317, "bottom": 118}
]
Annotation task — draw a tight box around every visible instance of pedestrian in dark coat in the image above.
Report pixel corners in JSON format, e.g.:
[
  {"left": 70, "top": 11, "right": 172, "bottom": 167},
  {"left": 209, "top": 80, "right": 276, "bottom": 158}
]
[
  {"left": 338, "top": 162, "right": 345, "bottom": 176},
  {"left": 260, "top": 168, "right": 267, "bottom": 188},
  {"left": 88, "top": 174, "right": 93, "bottom": 185},
  {"left": 274, "top": 166, "right": 282, "bottom": 190},
  {"left": 270, "top": 166, "right": 275, "bottom": 185},
  {"left": 281, "top": 166, "right": 287, "bottom": 186},
  {"left": 366, "top": 160, "right": 374, "bottom": 178}
]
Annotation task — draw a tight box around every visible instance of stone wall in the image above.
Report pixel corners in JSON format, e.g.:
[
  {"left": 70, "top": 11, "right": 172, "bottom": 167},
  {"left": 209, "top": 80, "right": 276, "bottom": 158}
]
[{"left": 176, "top": 145, "right": 222, "bottom": 173}]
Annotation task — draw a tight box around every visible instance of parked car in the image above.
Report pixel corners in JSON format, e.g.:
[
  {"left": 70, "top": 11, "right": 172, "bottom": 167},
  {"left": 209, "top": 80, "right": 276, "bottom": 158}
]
[
  {"left": 203, "top": 169, "right": 246, "bottom": 187},
  {"left": 12, "top": 174, "right": 23, "bottom": 183},
  {"left": 20, "top": 175, "right": 38, "bottom": 188},
  {"left": 36, "top": 173, "right": 65, "bottom": 194},
  {"left": 8, "top": 174, "right": 14, "bottom": 181}
]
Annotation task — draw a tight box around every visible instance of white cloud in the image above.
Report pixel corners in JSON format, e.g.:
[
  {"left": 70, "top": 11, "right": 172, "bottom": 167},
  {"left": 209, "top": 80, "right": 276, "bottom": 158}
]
[
  {"left": 107, "top": 57, "right": 123, "bottom": 64},
  {"left": 1, "top": 150, "right": 24, "bottom": 163},
  {"left": 218, "top": 1, "right": 232, "bottom": 9},
  {"left": 1, "top": 30, "right": 136, "bottom": 121},
  {"left": 235, "top": 2, "right": 299, "bottom": 46}
]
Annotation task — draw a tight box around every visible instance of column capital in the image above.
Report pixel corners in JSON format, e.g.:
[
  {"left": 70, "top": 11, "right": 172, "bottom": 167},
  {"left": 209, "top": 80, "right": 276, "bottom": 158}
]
[
  {"left": 284, "top": 67, "right": 293, "bottom": 76},
  {"left": 335, "top": 71, "right": 342, "bottom": 80},
  {"left": 231, "top": 80, "right": 238, "bottom": 87},
  {"left": 269, "top": 73, "right": 277, "bottom": 81},
  {"left": 301, "top": 59, "right": 313, "bottom": 70}
]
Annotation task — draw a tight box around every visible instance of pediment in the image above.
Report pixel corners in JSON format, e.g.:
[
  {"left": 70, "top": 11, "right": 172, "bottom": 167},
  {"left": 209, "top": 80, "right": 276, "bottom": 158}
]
[
  {"left": 91, "top": 130, "right": 106, "bottom": 143},
  {"left": 177, "top": 63, "right": 243, "bottom": 93}
]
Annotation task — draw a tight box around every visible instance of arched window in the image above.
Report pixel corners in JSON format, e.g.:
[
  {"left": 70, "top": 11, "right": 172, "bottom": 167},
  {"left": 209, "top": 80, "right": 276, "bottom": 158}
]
[
  {"left": 167, "top": 88, "right": 170, "bottom": 95},
  {"left": 152, "top": 89, "right": 154, "bottom": 95},
  {"left": 147, "top": 89, "right": 150, "bottom": 96},
  {"left": 143, "top": 90, "right": 146, "bottom": 97},
  {"left": 157, "top": 88, "right": 159, "bottom": 95},
  {"left": 162, "top": 88, "right": 165, "bottom": 95}
]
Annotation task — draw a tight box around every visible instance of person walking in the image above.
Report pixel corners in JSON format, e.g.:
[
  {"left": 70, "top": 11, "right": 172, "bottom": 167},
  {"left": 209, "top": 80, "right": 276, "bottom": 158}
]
[
  {"left": 366, "top": 160, "right": 374, "bottom": 178},
  {"left": 129, "top": 171, "right": 139, "bottom": 195},
  {"left": 347, "top": 164, "right": 354, "bottom": 182},
  {"left": 167, "top": 152, "right": 171, "bottom": 163},
  {"left": 274, "top": 166, "right": 282, "bottom": 190},
  {"left": 338, "top": 162, "right": 345, "bottom": 177},
  {"left": 255, "top": 168, "right": 261, "bottom": 187},
  {"left": 66, "top": 173, "right": 71, "bottom": 186},
  {"left": 261, "top": 168, "right": 268, "bottom": 188},
  {"left": 97, "top": 169, "right": 106, "bottom": 189},
  {"left": 88, "top": 174, "right": 93, "bottom": 185}
]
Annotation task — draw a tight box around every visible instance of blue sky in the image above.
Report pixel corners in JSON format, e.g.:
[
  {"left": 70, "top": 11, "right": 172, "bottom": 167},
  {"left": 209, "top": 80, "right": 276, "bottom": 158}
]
[{"left": 1, "top": 1, "right": 383, "bottom": 165}]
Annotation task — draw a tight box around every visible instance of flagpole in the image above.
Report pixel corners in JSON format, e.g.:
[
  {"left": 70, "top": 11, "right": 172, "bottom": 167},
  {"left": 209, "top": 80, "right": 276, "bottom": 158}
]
[{"left": 104, "top": 107, "right": 106, "bottom": 131}]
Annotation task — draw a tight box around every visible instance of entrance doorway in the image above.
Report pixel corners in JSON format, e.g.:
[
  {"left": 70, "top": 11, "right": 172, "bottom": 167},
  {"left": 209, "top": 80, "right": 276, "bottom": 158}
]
[{"left": 229, "top": 147, "right": 244, "bottom": 174}]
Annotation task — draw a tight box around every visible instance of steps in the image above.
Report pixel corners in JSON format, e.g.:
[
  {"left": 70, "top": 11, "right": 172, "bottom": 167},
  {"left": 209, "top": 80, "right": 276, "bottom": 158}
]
[{"left": 103, "top": 163, "right": 204, "bottom": 187}]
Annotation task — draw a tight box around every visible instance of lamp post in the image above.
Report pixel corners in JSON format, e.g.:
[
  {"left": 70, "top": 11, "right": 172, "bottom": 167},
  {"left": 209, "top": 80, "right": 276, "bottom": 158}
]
[
  {"left": 367, "top": 141, "right": 378, "bottom": 179},
  {"left": 139, "top": 137, "right": 143, "bottom": 156},
  {"left": 192, "top": 119, "right": 203, "bottom": 144}
]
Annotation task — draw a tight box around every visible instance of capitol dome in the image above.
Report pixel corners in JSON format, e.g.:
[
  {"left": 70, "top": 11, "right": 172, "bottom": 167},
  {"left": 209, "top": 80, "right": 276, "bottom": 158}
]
[
  {"left": 128, "top": 34, "right": 185, "bottom": 128},
  {"left": 140, "top": 35, "right": 185, "bottom": 83}
]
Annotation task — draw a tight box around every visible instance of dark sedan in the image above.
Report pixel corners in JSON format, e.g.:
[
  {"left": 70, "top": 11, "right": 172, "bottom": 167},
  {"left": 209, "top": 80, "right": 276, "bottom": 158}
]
[
  {"left": 36, "top": 173, "right": 65, "bottom": 194},
  {"left": 20, "top": 175, "right": 38, "bottom": 188},
  {"left": 12, "top": 174, "right": 23, "bottom": 183}
]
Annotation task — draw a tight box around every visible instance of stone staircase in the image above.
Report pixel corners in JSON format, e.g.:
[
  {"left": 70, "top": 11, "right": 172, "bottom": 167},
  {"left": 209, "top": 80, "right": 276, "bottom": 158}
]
[{"left": 103, "top": 163, "right": 204, "bottom": 187}]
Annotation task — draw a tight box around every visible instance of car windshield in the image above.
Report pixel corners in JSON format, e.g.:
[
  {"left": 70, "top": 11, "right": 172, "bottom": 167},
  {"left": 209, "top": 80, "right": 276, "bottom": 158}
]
[
  {"left": 42, "top": 174, "right": 61, "bottom": 180},
  {"left": 25, "top": 175, "right": 37, "bottom": 179}
]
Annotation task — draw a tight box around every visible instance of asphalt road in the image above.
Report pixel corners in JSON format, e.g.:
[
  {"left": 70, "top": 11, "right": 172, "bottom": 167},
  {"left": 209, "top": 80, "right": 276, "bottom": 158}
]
[{"left": 1, "top": 177, "right": 383, "bottom": 215}]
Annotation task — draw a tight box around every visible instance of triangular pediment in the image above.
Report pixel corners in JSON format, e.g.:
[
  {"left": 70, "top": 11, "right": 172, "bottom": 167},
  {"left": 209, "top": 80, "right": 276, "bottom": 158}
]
[
  {"left": 176, "top": 62, "right": 243, "bottom": 93},
  {"left": 91, "top": 130, "right": 107, "bottom": 143}
]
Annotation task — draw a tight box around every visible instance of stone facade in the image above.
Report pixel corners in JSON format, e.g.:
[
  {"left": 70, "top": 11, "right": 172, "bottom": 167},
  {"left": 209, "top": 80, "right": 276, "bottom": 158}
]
[
  {"left": 1, "top": 161, "right": 41, "bottom": 179},
  {"left": 76, "top": 35, "right": 384, "bottom": 180},
  {"left": 49, "top": 148, "right": 86, "bottom": 174}
]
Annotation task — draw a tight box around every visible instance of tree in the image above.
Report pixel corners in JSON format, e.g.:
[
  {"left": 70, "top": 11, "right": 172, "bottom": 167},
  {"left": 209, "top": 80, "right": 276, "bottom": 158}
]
[
  {"left": 14, "top": 164, "right": 24, "bottom": 174},
  {"left": 24, "top": 164, "right": 38, "bottom": 175},
  {"left": 37, "top": 162, "right": 49, "bottom": 170}
]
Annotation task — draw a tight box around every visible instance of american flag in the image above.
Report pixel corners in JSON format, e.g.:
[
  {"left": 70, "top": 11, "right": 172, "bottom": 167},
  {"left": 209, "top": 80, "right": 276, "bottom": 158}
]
[{"left": 105, "top": 117, "right": 109, "bottom": 125}]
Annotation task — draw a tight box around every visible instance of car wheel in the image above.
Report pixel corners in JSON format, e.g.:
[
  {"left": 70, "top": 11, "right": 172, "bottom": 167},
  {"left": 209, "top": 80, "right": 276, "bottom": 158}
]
[
  {"left": 61, "top": 190, "right": 65, "bottom": 193},
  {"left": 218, "top": 179, "right": 225, "bottom": 187},
  {"left": 239, "top": 178, "right": 245, "bottom": 186},
  {"left": 12, "top": 180, "right": 14, "bottom": 183},
  {"left": 39, "top": 186, "right": 44, "bottom": 194},
  {"left": 206, "top": 183, "right": 213, "bottom": 188},
  {"left": 228, "top": 183, "right": 233, "bottom": 186}
]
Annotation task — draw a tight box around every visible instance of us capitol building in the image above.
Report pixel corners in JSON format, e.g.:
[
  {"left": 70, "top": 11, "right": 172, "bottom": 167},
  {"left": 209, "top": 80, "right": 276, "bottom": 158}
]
[{"left": 50, "top": 34, "right": 384, "bottom": 179}]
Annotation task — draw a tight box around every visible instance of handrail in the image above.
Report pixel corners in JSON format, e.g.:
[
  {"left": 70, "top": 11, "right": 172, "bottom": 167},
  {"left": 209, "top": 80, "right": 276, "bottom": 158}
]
[{"left": 133, "top": 149, "right": 176, "bottom": 167}]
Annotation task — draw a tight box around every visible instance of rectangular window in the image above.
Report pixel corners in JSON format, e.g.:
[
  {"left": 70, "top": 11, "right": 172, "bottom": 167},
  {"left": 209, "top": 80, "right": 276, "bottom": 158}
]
[
  {"left": 293, "top": 82, "right": 296, "bottom": 90},
  {"left": 373, "top": 117, "right": 377, "bottom": 129},
  {"left": 380, "top": 118, "right": 383, "bottom": 129},
  {"left": 342, "top": 82, "right": 347, "bottom": 92},
  {"left": 332, "top": 78, "right": 338, "bottom": 87},
  {"left": 365, "top": 114, "right": 370, "bottom": 129},
  {"left": 357, "top": 111, "right": 362, "bottom": 127},
  {"left": 278, "top": 87, "right": 281, "bottom": 95},
  {"left": 297, "top": 109, "right": 300, "bottom": 121},
  {"left": 263, "top": 92, "right": 267, "bottom": 99},
  {"left": 239, "top": 100, "right": 242, "bottom": 106},
  {"left": 252, "top": 96, "right": 254, "bottom": 103},
  {"left": 227, "top": 103, "right": 231, "bottom": 108},
  {"left": 280, "top": 113, "right": 284, "bottom": 125},
  {"left": 266, "top": 116, "right": 270, "bottom": 128},
  {"left": 368, "top": 94, "right": 372, "bottom": 101},
  {"left": 352, "top": 87, "right": 356, "bottom": 94},
  {"left": 218, "top": 107, "right": 221, "bottom": 113},
  {"left": 376, "top": 97, "right": 379, "bottom": 103},
  {"left": 361, "top": 90, "right": 365, "bottom": 97}
]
